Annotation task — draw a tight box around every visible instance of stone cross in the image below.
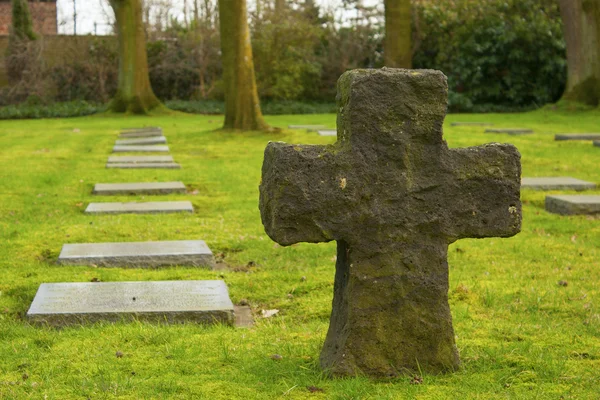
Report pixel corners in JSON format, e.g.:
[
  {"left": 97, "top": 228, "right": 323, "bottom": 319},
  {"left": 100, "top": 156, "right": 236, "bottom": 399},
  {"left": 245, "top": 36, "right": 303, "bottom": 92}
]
[{"left": 259, "top": 69, "right": 522, "bottom": 377}]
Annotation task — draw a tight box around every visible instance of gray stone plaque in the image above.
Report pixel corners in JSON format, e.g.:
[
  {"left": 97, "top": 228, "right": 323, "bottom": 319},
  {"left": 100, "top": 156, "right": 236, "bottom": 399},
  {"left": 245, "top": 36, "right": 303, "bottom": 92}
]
[
  {"left": 555, "top": 133, "right": 600, "bottom": 141},
  {"left": 485, "top": 128, "right": 533, "bottom": 135},
  {"left": 521, "top": 177, "right": 596, "bottom": 191},
  {"left": 120, "top": 131, "right": 163, "bottom": 138},
  {"left": 107, "top": 155, "right": 175, "bottom": 164},
  {"left": 27, "top": 280, "right": 234, "bottom": 327},
  {"left": 317, "top": 129, "right": 337, "bottom": 136},
  {"left": 450, "top": 122, "right": 493, "bottom": 126},
  {"left": 113, "top": 145, "right": 170, "bottom": 153},
  {"left": 288, "top": 125, "right": 327, "bottom": 131},
  {"left": 106, "top": 163, "right": 181, "bottom": 169},
  {"left": 93, "top": 182, "right": 186, "bottom": 195},
  {"left": 85, "top": 201, "right": 193, "bottom": 214},
  {"left": 546, "top": 195, "right": 600, "bottom": 215},
  {"left": 58, "top": 240, "right": 215, "bottom": 268},
  {"left": 594, "top": 141, "right": 600, "bottom": 148},
  {"left": 115, "top": 137, "right": 167, "bottom": 146}
]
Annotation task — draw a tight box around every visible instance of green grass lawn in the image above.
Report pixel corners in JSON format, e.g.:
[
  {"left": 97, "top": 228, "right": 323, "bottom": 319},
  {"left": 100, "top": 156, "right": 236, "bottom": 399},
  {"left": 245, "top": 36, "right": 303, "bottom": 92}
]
[{"left": 0, "top": 109, "right": 599, "bottom": 399}]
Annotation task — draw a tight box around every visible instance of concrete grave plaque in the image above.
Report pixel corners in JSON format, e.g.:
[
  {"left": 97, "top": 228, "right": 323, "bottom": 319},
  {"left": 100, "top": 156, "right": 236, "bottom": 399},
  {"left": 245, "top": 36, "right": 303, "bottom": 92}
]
[
  {"left": 121, "top": 127, "right": 161, "bottom": 133},
  {"left": 451, "top": 122, "right": 493, "bottom": 126},
  {"left": 485, "top": 128, "right": 533, "bottom": 135},
  {"left": 27, "top": 280, "right": 234, "bottom": 327},
  {"left": 317, "top": 129, "right": 337, "bottom": 136},
  {"left": 85, "top": 201, "right": 194, "bottom": 214},
  {"left": 594, "top": 141, "right": 600, "bottom": 148},
  {"left": 93, "top": 182, "right": 186, "bottom": 195},
  {"left": 58, "top": 240, "right": 214, "bottom": 268},
  {"left": 545, "top": 195, "right": 600, "bottom": 215},
  {"left": 107, "top": 155, "right": 175, "bottom": 164},
  {"left": 120, "top": 131, "right": 163, "bottom": 138},
  {"left": 288, "top": 125, "right": 327, "bottom": 131},
  {"left": 259, "top": 69, "right": 521, "bottom": 377},
  {"left": 106, "top": 163, "right": 181, "bottom": 169},
  {"left": 555, "top": 133, "right": 600, "bottom": 141},
  {"left": 113, "top": 145, "right": 170, "bottom": 153},
  {"left": 521, "top": 177, "right": 596, "bottom": 191},
  {"left": 115, "top": 137, "right": 167, "bottom": 146}
]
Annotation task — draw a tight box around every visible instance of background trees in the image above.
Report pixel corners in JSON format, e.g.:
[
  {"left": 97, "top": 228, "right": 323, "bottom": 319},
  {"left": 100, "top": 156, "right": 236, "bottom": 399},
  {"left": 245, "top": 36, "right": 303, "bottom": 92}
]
[{"left": 384, "top": 0, "right": 412, "bottom": 68}]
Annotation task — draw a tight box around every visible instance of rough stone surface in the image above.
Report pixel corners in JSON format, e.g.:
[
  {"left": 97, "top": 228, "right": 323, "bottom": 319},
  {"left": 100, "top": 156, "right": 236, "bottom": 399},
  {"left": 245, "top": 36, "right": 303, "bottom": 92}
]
[
  {"left": 484, "top": 128, "right": 533, "bottom": 135},
  {"left": 120, "top": 131, "right": 163, "bottom": 138},
  {"left": 106, "top": 163, "right": 181, "bottom": 169},
  {"left": 259, "top": 68, "right": 522, "bottom": 377},
  {"left": 113, "top": 145, "right": 170, "bottom": 153},
  {"left": 58, "top": 240, "right": 214, "bottom": 268},
  {"left": 93, "top": 182, "right": 186, "bottom": 195},
  {"left": 451, "top": 122, "right": 493, "bottom": 126},
  {"left": 27, "top": 280, "right": 233, "bottom": 327},
  {"left": 115, "top": 137, "right": 168, "bottom": 146},
  {"left": 555, "top": 133, "right": 600, "bottom": 141},
  {"left": 545, "top": 195, "right": 600, "bottom": 215},
  {"left": 317, "top": 129, "right": 337, "bottom": 136},
  {"left": 594, "top": 141, "right": 600, "bottom": 148},
  {"left": 85, "top": 201, "right": 193, "bottom": 214},
  {"left": 107, "top": 156, "right": 175, "bottom": 163},
  {"left": 521, "top": 177, "right": 596, "bottom": 191},
  {"left": 288, "top": 125, "right": 327, "bottom": 131}
]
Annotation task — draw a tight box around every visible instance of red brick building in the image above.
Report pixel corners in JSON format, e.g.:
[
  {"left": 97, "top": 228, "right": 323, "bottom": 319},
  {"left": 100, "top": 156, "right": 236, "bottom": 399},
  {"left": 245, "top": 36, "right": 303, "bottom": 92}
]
[{"left": 0, "top": 0, "right": 58, "bottom": 36}]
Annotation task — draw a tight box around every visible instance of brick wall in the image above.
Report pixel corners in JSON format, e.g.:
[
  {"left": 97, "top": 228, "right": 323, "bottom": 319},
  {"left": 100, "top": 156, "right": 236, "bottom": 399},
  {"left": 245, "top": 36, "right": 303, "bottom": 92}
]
[{"left": 0, "top": 0, "right": 58, "bottom": 36}]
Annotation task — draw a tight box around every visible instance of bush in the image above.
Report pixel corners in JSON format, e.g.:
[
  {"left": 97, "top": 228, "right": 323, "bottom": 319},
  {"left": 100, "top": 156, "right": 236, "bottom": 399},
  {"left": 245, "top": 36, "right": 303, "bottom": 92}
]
[
  {"left": 166, "top": 100, "right": 336, "bottom": 115},
  {"left": 413, "top": 0, "right": 566, "bottom": 112},
  {"left": 0, "top": 100, "right": 104, "bottom": 119}
]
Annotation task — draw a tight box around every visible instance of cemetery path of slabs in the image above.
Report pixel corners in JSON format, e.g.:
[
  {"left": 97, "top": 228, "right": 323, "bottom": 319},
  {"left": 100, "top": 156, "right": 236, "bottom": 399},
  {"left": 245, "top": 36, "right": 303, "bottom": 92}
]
[{"left": 1, "top": 113, "right": 600, "bottom": 399}]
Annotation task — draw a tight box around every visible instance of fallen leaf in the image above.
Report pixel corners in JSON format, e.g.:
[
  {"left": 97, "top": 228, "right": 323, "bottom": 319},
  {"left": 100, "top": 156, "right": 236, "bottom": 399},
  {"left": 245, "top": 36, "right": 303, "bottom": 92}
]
[
  {"left": 270, "top": 354, "right": 283, "bottom": 361},
  {"left": 115, "top": 351, "right": 124, "bottom": 358},
  {"left": 261, "top": 309, "right": 279, "bottom": 318},
  {"left": 410, "top": 375, "right": 423, "bottom": 385},
  {"left": 558, "top": 280, "right": 568, "bottom": 287},
  {"left": 307, "top": 386, "right": 324, "bottom": 393}
]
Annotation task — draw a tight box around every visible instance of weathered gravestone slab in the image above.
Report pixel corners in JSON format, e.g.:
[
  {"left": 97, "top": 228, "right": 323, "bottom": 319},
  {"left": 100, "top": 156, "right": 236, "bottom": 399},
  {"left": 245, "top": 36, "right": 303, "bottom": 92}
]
[
  {"left": 594, "top": 141, "right": 600, "bottom": 148},
  {"left": 317, "top": 129, "right": 337, "bottom": 136},
  {"left": 93, "top": 182, "right": 186, "bottom": 195},
  {"left": 27, "top": 280, "right": 234, "bottom": 326},
  {"left": 85, "top": 201, "right": 194, "bottom": 214},
  {"left": 115, "top": 137, "right": 168, "bottom": 146},
  {"left": 485, "top": 128, "right": 533, "bottom": 135},
  {"left": 259, "top": 68, "right": 522, "bottom": 377},
  {"left": 120, "top": 130, "right": 163, "bottom": 138},
  {"left": 545, "top": 195, "right": 600, "bottom": 215},
  {"left": 58, "top": 240, "right": 214, "bottom": 268},
  {"left": 451, "top": 122, "right": 493, "bottom": 126},
  {"left": 106, "top": 163, "right": 181, "bottom": 169},
  {"left": 555, "top": 133, "right": 600, "bottom": 141},
  {"left": 521, "top": 177, "right": 596, "bottom": 191},
  {"left": 288, "top": 125, "right": 327, "bottom": 131},
  {"left": 121, "top": 126, "right": 161, "bottom": 133},
  {"left": 113, "top": 145, "right": 170, "bottom": 153},
  {"left": 107, "top": 155, "right": 175, "bottom": 164}
]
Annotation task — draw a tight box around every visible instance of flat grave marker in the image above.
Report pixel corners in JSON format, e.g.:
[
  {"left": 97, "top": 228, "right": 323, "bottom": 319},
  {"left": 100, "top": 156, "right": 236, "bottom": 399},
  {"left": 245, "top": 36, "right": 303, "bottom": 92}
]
[
  {"left": 317, "top": 129, "right": 337, "bottom": 136},
  {"left": 555, "top": 133, "right": 600, "bottom": 141},
  {"left": 120, "top": 131, "right": 163, "bottom": 138},
  {"left": 113, "top": 145, "right": 170, "bottom": 153},
  {"left": 594, "top": 141, "right": 600, "bottom": 148},
  {"left": 107, "top": 155, "right": 175, "bottom": 164},
  {"left": 115, "top": 137, "right": 168, "bottom": 146},
  {"left": 27, "top": 280, "right": 234, "bottom": 327},
  {"left": 546, "top": 195, "right": 600, "bottom": 215},
  {"left": 85, "top": 201, "right": 194, "bottom": 214},
  {"left": 450, "top": 122, "right": 493, "bottom": 126},
  {"left": 485, "top": 128, "right": 533, "bottom": 135},
  {"left": 288, "top": 125, "right": 327, "bottom": 131},
  {"left": 121, "top": 127, "right": 161, "bottom": 133},
  {"left": 521, "top": 177, "right": 596, "bottom": 191},
  {"left": 93, "top": 182, "right": 186, "bottom": 195},
  {"left": 58, "top": 240, "right": 214, "bottom": 268},
  {"left": 106, "top": 162, "right": 181, "bottom": 169}
]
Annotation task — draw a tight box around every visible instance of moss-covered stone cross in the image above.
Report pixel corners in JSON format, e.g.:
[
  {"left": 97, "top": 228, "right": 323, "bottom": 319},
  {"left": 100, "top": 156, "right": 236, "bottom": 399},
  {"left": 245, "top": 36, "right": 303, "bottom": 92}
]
[{"left": 259, "top": 69, "right": 522, "bottom": 377}]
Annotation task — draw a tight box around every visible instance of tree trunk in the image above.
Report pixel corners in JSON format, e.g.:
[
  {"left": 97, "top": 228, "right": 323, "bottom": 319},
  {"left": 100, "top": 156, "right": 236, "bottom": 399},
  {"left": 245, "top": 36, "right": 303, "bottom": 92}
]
[
  {"left": 108, "top": 0, "right": 164, "bottom": 114},
  {"left": 559, "top": 0, "right": 600, "bottom": 106},
  {"left": 384, "top": 0, "right": 412, "bottom": 68},
  {"left": 218, "top": 0, "right": 269, "bottom": 130}
]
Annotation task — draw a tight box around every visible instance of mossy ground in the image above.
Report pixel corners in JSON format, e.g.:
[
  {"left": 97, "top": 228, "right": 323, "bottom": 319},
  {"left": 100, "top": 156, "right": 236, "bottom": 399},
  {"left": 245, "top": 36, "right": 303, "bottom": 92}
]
[{"left": 0, "top": 110, "right": 598, "bottom": 399}]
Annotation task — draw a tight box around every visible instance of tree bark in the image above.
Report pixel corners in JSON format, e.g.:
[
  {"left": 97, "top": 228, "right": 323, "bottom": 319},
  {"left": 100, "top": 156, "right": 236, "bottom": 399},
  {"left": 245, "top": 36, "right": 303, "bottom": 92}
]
[
  {"left": 559, "top": 0, "right": 600, "bottom": 106},
  {"left": 218, "top": 0, "right": 269, "bottom": 130},
  {"left": 109, "top": 0, "right": 164, "bottom": 114},
  {"left": 384, "top": 0, "right": 412, "bottom": 68}
]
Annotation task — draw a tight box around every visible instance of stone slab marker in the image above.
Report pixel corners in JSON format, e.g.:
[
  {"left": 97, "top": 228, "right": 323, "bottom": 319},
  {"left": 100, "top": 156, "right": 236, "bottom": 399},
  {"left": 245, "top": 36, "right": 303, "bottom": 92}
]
[
  {"left": 317, "top": 129, "right": 337, "bottom": 136},
  {"left": 521, "top": 177, "right": 596, "bottom": 191},
  {"left": 58, "top": 240, "right": 214, "bottom": 268},
  {"left": 93, "top": 182, "right": 186, "bottom": 195},
  {"left": 546, "top": 195, "right": 600, "bottom": 215},
  {"left": 27, "top": 280, "right": 233, "bottom": 326},
  {"left": 115, "top": 137, "right": 168, "bottom": 146},
  {"left": 485, "top": 128, "right": 533, "bottom": 135},
  {"left": 259, "top": 69, "right": 522, "bottom": 377},
  {"left": 113, "top": 145, "right": 170, "bottom": 153},
  {"left": 107, "top": 155, "right": 175, "bottom": 164},
  {"left": 85, "top": 201, "right": 193, "bottom": 214},
  {"left": 106, "top": 163, "right": 181, "bottom": 169},
  {"left": 451, "top": 122, "right": 493, "bottom": 126},
  {"left": 555, "top": 133, "right": 600, "bottom": 141},
  {"left": 121, "top": 126, "right": 161, "bottom": 133},
  {"left": 120, "top": 131, "right": 163, "bottom": 138},
  {"left": 594, "top": 141, "right": 600, "bottom": 148}
]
